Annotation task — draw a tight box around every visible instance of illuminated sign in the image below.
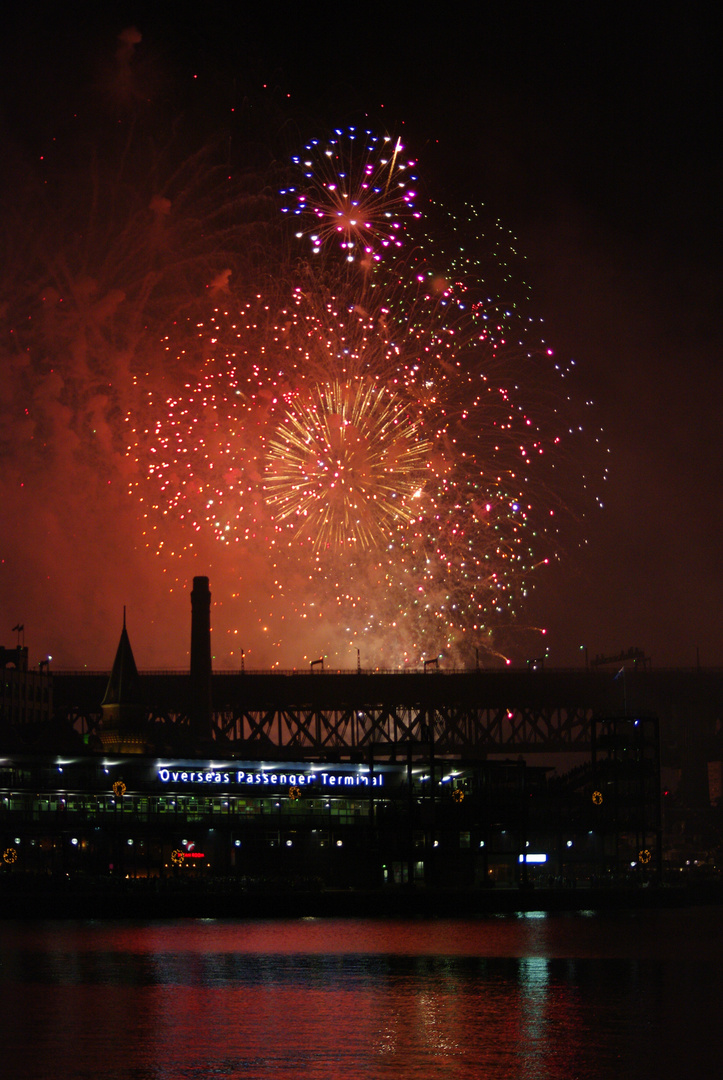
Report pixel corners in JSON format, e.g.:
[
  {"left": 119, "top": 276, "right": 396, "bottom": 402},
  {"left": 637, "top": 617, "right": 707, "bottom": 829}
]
[
  {"left": 156, "top": 766, "right": 384, "bottom": 789},
  {"left": 171, "top": 848, "right": 205, "bottom": 864},
  {"left": 518, "top": 853, "right": 547, "bottom": 864}
]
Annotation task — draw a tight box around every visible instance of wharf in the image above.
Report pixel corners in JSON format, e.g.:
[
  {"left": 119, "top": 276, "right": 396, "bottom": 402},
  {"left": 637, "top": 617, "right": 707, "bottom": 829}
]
[{"left": 1, "top": 878, "right": 720, "bottom": 920}]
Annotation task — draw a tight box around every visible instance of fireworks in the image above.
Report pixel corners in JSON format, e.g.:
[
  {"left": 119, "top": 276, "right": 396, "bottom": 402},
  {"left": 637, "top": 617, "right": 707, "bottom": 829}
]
[
  {"left": 128, "top": 129, "right": 606, "bottom": 668},
  {"left": 265, "top": 378, "right": 431, "bottom": 551},
  {"left": 280, "top": 127, "right": 420, "bottom": 267}
]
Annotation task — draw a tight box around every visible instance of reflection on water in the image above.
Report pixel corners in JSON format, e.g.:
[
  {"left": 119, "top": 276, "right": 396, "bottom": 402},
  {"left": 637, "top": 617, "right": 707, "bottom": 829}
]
[{"left": 1, "top": 908, "right": 722, "bottom": 1079}]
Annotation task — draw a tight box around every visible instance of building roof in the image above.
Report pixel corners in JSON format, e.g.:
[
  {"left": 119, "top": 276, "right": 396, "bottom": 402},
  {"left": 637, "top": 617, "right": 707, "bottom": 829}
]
[{"left": 101, "top": 611, "right": 141, "bottom": 708}]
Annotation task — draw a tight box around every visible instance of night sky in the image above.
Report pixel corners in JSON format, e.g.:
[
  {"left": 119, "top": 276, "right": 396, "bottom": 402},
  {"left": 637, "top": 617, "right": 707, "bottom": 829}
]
[{"left": 1, "top": 3, "right": 720, "bottom": 671}]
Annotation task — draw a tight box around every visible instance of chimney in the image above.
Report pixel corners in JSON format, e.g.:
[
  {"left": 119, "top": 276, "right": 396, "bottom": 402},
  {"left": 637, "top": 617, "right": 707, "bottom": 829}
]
[{"left": 190, "top": 576, "right": 213, "bottom": 740}]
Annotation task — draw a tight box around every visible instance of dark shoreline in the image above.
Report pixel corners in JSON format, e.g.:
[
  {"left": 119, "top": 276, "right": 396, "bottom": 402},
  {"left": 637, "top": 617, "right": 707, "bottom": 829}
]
[{"left": 2, "top": 880, "right": 721, "bottom": 920}]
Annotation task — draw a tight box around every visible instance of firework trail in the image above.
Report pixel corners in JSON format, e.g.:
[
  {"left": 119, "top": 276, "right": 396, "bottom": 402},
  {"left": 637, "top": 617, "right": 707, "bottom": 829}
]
[
  {"left": 129, "top": 200, "right": 606, "bottom": 667},
  {"left": 265, "top": 376, "right": 432, "bottom": 552},
  {"left": 279, "top": 127, "right": 420, "bottom": 272},
  {"left": 129, "top": 285, "right": 433, "bottom": 552},
  {"left": 0, "top": 53, "right": 282, "bottom": 668}
]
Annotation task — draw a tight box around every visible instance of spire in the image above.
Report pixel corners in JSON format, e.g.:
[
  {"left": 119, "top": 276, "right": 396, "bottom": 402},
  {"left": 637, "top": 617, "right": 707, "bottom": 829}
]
[
  {"left": 100, "top": 613, "right": 147, "bottom": 753},
  {"left": 101, "top": 617, "right": 141, "bottom": 708}
]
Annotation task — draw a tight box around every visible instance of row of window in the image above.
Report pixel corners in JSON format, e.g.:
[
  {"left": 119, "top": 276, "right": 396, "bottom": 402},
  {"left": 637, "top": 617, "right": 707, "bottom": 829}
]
[{"left": 0, "top": 792, "right": 372, "bottom": 820}]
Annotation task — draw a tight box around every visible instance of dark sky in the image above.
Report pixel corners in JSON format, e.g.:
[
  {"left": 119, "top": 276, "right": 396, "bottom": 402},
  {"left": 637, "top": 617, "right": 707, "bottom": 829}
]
[{"left": 1, "top": 2, "right": 720, "bottom": 670}]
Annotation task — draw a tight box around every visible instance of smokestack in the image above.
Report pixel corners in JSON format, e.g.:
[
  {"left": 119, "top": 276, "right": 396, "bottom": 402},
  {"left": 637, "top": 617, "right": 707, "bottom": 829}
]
[{"left": 190, "top": 576, "right": 213, "bottom": 740}]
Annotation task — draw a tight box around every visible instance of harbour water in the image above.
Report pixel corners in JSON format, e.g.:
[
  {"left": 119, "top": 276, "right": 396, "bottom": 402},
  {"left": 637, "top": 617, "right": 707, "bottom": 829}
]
[{"left": 1, "top": 906, "right": 721, "bottom": 1078}]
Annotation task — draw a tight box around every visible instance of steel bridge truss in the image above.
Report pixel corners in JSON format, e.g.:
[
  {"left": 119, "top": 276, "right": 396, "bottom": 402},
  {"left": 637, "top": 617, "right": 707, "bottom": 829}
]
[
  {"left": 46, "top": 666, "right": 723, "bottom": 761},
  {"left": 52, "top": 697, "right": 596, "bottom": 756},
  {"left": 213, "top": 700, "right": 596, "bottom": 756}
]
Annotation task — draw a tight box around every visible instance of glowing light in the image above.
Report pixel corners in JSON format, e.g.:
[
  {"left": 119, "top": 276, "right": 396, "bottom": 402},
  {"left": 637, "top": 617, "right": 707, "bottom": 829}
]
[
  {"left": 126, "top": 129, "right": 607, "bottom": 667},
  {"left": 280, "top": 128, "right": 419, "bottom": 267},
  {"left": 266, "top": 378, "right": 431, "bottom": 551}
]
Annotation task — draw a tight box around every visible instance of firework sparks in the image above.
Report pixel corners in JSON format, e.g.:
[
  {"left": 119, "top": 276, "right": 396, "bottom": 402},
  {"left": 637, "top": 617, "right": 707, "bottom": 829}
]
[
  {"left": 130, "top": 273, "right": 603, "bottom": 665},
  {"left": 127, "top": 130, "right": 607, "bottom": 668},
  {"left": 280, "top": 127, "right": 420, "bottom": 267},
  {"left": 265, "top": 377, "right": 431, "bottom": 551}
]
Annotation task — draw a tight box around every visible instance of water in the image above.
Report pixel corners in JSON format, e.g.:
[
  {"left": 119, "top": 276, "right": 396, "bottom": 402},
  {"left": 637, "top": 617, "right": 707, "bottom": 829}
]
[{"left": 1, "top": 907, "right": 721, "bottom": 1078}]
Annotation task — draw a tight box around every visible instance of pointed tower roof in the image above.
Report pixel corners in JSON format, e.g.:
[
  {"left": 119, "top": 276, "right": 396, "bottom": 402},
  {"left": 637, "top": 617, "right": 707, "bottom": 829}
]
[
  {"left": 101, "top": 608, "right": 141, "bottom": 708},
  {"left": 99, "top": 611, "right": 149, "bottom": 753}
]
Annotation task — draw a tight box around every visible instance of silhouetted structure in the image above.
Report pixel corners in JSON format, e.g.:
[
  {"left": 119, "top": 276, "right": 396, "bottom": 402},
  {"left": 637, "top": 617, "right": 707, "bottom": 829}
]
[
  {"left": 99, "top": 611, "right": 148, "bottom": 754},
  {"left": 190, "top": 576, "right": 213, "bottom": 742},
  {"left": 0, "top": 645, "right": 52, "bottom": 729},
  {"left": 2, "top": 578, "right": 721, "bottom": 896}
]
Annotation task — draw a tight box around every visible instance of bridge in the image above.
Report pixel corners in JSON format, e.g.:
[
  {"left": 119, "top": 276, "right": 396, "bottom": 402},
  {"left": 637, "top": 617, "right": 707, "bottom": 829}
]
[{"left": 51, "top": 667, "right": 723, "bottom": 761}]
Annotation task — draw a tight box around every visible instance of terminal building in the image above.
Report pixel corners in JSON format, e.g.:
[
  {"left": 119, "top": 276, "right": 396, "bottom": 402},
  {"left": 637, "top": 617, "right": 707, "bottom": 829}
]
[{"left": 1, "top": 579, "right": 664, "bottom": 891}]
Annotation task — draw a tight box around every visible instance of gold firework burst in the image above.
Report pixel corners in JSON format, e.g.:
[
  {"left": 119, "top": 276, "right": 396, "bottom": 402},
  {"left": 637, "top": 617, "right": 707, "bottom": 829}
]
[{"left": 265, "top": 378, "right": 431, "bottom": 551}]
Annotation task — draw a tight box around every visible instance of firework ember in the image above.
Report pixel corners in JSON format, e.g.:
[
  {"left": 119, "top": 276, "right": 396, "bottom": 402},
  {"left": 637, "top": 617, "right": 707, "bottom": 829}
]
[
  {"left": 127, "top": 130, "right": 606, "bottom": 667},
  {"left": 280, "top": 127, "right": 420, "bottom": 267},
  {"left": 265, "top": 378, "right": 431, "bottom": 551}
]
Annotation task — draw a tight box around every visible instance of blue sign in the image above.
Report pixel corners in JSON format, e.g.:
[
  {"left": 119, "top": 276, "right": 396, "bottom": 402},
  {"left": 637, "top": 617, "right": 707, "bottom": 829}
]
[{"left": 156, "top": 766, "right": 384, "bottom": 788}]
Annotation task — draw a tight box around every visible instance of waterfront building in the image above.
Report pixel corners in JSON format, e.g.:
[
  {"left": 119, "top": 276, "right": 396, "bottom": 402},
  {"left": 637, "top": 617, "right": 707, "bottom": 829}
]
[
  {"left": 0, "top": 579, "right": 664, "bottom": 891},
  {"left": 1, "top": 645, "right": 53, "bottom": 731}
]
